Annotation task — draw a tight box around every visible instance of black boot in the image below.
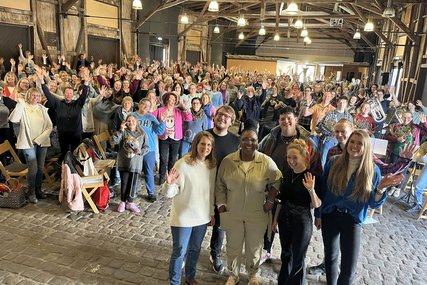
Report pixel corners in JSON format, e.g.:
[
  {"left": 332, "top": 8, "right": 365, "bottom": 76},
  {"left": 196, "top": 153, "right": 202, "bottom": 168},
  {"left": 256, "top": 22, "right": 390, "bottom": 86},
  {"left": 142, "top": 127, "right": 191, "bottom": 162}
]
[{"left": 35, "top": 186, "right": 47, "bottom": 199}]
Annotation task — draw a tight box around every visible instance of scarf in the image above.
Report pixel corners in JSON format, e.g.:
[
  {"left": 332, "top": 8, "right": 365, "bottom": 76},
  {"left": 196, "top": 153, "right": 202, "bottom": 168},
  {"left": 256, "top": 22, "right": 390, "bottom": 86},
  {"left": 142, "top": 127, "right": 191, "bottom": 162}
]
[{"left": 191, "top": 108, "right": 205, "bottom": 121}]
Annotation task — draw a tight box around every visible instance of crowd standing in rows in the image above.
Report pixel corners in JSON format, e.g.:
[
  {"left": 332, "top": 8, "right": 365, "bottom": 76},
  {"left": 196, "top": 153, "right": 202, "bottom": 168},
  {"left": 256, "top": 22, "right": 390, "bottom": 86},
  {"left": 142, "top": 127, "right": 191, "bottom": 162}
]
[{"left": 0, "top": 47, "right": 424, "bottom": 285}]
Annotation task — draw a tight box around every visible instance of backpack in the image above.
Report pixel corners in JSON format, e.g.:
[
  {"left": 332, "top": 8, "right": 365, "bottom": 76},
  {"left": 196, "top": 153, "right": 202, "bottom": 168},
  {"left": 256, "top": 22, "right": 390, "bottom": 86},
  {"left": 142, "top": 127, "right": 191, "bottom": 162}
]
[{"left": 93, "top": 181, "right": 110, "bottom": 211}]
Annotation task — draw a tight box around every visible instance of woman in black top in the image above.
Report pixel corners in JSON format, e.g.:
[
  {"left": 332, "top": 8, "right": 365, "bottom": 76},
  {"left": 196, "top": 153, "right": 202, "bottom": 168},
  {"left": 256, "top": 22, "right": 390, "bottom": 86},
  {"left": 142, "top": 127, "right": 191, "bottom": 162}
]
[{"left": 273, "top": 139, "right": 322, "bottom": 285}]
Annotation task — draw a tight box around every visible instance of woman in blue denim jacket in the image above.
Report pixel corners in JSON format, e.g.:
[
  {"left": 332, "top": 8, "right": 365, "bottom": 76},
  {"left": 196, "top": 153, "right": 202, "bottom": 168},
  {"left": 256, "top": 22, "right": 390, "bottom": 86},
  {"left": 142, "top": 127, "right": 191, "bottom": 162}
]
[{"left": 320, "top": 129, "right": 402, "bottom": 285}]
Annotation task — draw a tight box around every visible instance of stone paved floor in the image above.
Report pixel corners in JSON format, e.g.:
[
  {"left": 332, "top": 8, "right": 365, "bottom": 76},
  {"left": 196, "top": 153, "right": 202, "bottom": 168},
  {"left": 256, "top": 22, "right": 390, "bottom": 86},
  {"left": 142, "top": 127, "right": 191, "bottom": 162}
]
[{"left": 0, "top": 182, "right": 426, "bottom": 285}]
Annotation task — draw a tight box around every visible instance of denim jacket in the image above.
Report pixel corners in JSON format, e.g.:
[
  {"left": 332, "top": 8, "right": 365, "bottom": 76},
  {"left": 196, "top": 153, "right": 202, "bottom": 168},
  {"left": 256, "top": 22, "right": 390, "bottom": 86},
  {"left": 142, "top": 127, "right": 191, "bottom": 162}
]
[{"left": 317, "top": 156, "right": 386, "bottom": 224}]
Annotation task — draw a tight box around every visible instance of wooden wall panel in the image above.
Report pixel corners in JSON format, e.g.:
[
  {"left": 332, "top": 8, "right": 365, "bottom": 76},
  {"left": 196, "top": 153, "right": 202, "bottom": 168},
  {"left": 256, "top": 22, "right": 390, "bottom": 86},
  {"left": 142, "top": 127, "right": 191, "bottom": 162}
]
[
  {"left": 0, "top": 0, "right": 31, "bottom": 11},
  {"left": 86, "top": 0, "right": 118, "bottom": 29},
  {"left": 35, "top": 1, "right": 57, "bottom": 57}
]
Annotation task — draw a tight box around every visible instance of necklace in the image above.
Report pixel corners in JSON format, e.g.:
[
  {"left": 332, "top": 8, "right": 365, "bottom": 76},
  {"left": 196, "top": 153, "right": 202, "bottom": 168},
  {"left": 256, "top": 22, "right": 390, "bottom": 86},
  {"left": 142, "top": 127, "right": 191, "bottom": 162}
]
[
  {"left": 291, "top": 171, "right": 304, "bottom": 183},
  {"left": 280, "top": 135, "right": 296, "bottom": 145}
]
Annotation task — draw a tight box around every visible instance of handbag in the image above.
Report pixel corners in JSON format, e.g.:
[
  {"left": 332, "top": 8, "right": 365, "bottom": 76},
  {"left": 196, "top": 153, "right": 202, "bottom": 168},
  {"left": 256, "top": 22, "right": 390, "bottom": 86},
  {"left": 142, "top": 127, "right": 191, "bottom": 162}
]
[{"left": 0, "top": 179, "right": 26, "bottom": 208}]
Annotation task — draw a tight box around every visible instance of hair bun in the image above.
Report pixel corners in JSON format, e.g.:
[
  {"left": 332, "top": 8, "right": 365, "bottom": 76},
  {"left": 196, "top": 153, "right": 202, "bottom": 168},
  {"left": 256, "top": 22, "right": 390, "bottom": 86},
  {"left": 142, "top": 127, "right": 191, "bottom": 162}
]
[{"left": 243, "top": 119, "right": 257, "bottom": 132}]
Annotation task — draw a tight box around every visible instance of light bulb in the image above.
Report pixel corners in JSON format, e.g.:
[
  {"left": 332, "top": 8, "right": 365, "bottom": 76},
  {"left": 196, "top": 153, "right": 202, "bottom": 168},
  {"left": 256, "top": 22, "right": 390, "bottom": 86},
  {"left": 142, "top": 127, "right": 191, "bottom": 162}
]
[
  {"left": 294, "top": 19, "right": 303, "bottom": 29},
  {"left": 304, "top": 36, "right": 310, "bottom": 43},
  {"left": 214, "top": 25, "right": 220, "bottom": 34},
  {"left": 274, "top": 33, "right": 280, "bottom": 41},
  {"left": 364, "top": 21, "right": 374, "bottom": 32},
  {"left": 259, "top": 26, "right": 266, "bottom": 36},
  {"left": 237, "top": 15, "right": 246, "bottom": 27},
  {"left": 208, "top": 1, "right": 219, "bottom": 12},
  {"left": 238, "top": 32, "right": 244, "bottom": 40},
  {"left": 286, "top": 2, "right": 299, "bottom": 15},
  {"left": 353, "top": 29, "right": 361, "bottom": 39},
  {"left": 132, "top": 0, "right": 142, "bottom": 10},
  {"left": 180, "top": 14, "right": 189, "bottom": 24},
  {"left": 300, "top": 28, "right": 308, "bottom": 37}
]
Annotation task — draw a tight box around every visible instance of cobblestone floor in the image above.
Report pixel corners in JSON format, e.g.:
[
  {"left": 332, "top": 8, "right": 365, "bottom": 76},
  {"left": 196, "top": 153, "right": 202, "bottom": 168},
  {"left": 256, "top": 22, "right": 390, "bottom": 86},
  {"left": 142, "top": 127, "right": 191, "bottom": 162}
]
[{"left": 0, "top": 182, "right": 426, "bottom": 285}]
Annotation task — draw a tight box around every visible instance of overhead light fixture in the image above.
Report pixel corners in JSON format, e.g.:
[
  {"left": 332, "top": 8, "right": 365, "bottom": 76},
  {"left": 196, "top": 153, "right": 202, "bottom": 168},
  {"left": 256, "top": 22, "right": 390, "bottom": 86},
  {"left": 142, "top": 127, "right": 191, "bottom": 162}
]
[
  {"left": 294, "top": 19, "right": 303, "bottom": 29},
  {"left": 180, "top": 13, "right": 189, "bottom": 24},
  {"left": 286, "top": 2, "right": 299, "bottom": 15},
  {"left": 237, "top": 14, "right": 246, "bottom": 27},
  {"left": 301, "top": 28, "right": 308, "bottom": 37},
  {"left": 383, "top": 0, "right": 395, "bottom": 18},
  {"left": 157, "top": 37, "right": 163, "bottom": 41},
  {"left": 238, "top": 32, "right": 244, "bottom": 40},
  {"left": 353, "top": 29, "right": 361, "bottom": 39},
  {"left": 304, "top": 36, "right": 311, "bottom": 44},
  {"left": 274, "top": 32, "right": 280, "bottom": 41},
  {"left": 208, "top": 0, "right": 219, "bottom": 12},
  {"left": 259, "top": 26, "right": 266, "bottom": 36},
  {"left": 132, "top": 0, "right": 142, "bottom": 10},
  {"left": 214, "top": 24, "right": 220, "bottom": 34},
  {"left": 364, "top": 20, "right": 374, "bottom": 32}
]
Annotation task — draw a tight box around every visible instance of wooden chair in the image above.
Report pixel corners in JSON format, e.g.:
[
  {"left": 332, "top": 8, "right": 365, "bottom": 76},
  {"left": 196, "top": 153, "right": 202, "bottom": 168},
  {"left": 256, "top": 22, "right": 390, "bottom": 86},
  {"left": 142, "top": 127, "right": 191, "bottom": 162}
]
[
  {"left": 417, "top": 192, "right": 427, "bottom": 220},
  {"left": 80, "top": 175, "right": 106, "bottom": 214},
  {"left": 43, "top": 156, "right": 59, "bottom": 185},
  {"left": 93, "top": 131, "right": 112, "bottom": 160},
  {"left": 0, "top": 140, "right": 28, "bottom": 182}
]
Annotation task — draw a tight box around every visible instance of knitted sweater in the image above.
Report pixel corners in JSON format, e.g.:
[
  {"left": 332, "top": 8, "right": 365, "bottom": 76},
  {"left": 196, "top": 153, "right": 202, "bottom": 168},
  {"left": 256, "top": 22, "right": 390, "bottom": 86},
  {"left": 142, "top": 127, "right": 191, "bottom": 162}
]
[{"left": 162, "top": 156, "right": 216, "bottom": 227}]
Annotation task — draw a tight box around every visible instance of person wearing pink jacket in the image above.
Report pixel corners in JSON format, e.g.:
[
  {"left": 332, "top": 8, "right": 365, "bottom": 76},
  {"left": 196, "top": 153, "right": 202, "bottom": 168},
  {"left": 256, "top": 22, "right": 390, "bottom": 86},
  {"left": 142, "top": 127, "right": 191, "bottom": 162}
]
[{"left": 153, "top": 92, "right": 192, "bottom": 184}]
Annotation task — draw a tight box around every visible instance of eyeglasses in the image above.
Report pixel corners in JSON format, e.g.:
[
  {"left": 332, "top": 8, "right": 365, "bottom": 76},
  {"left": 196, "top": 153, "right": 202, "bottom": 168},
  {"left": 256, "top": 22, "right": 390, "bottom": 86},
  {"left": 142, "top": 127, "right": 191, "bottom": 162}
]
[
  {"left": 216, "top": 112, "right": 233, "bottom": 120},
  {"left": 241, "top": 137, "right": 258, "bottom": 143}
]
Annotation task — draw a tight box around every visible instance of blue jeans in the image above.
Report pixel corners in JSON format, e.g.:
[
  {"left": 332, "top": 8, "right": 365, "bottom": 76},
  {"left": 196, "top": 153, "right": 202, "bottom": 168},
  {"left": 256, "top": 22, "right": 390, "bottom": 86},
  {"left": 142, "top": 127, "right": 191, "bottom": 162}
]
[
  {"left": 179, "top": 141, "right": 191, "bottom": 158},
  {"left": 169, "top": 224, "right": 208, "bottom": 285},
  {"left": 414, "top": 164, "right": 427, "bottom": 205},
  {"left": 142, "top": 151, "right": 156, "bottom": 196},
  {"left": 321, "top": 137, "right": 338, "bottom": 168},
  {"left": 22, "top": 145, "right": 48, "bottom": 195}
]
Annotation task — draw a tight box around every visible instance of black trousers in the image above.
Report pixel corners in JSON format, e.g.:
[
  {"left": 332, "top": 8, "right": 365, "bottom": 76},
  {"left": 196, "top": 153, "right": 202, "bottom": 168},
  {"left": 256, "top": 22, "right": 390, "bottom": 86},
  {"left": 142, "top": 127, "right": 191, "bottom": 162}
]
[
  {"left": 58, "top": 132, "right": 81, "bottom": 162},
  {"left": 210, "top": 205, "right": 225, "bottom": 259},
  {"left": 322, "top": 211, "right": 362, "bottom": 285},
  {"left": 119, "top": 171, "right": 139, "bottom": 202},
  {"left": 159, "top": 138, "right": 180, "bottom": 180},
  {"left": 278, "top": 203, "right": 313, "bottom": 285}
]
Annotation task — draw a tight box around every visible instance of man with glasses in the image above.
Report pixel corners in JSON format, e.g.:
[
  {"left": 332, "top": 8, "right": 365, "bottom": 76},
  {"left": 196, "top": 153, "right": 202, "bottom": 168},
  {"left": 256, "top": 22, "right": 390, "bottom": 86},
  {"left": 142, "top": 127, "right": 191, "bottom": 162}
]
[{"left": 207, "top": 105, "right": 240, "bottom": 274}]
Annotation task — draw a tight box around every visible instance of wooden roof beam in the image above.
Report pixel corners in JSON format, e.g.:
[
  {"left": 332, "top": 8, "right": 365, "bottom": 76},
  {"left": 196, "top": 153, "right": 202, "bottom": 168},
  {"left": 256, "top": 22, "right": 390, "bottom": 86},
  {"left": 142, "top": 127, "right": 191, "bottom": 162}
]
[
  {"left": 350, "top": 4, "right": 393, "bottom": 46},
  {"left": 135, "top": 0, "right": 188, "bottom": 30},
  {"left": 235, "top": 31, "right": 258, "bottom": 48},
  {"left": 62, "top": 0, "right": 79, "bottom": 13},
  {"left": 178, "top": 1, "right": 212, "bottom": 37}
]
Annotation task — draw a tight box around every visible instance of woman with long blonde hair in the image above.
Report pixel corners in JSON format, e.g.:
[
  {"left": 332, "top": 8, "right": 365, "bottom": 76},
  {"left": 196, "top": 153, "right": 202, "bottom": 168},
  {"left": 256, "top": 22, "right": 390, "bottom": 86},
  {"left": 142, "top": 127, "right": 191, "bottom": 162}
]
[{"left": 320, "top": 129, "right": 402, "bottom": 285}]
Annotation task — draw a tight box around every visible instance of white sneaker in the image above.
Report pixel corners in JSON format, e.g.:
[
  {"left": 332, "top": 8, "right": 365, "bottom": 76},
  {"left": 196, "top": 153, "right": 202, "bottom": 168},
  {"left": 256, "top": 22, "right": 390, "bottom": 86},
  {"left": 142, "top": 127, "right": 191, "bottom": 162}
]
[
  {"left": 388, "top": 187, "right": 396, "bottom": 196},
  {"left": 225, "top": 275, "right": 239, "bottom": 285},
  {"left": 393, "top": 187, "right": 401, "bottom": 197}
]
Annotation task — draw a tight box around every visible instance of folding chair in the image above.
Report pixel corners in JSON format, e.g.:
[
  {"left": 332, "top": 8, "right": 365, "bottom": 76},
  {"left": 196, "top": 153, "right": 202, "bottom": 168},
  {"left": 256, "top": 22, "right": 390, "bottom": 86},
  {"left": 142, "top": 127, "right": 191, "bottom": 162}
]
[
  {"left": 0, "top": 140, "right": 28, "bottom": 182},
  {"left": 80, "top": 175, "right": 105, "bottom": 214},
  {"left": 93, "top": 131, "right": 112, "bottom": 160},
  {"left": 43, "top": 156, "right": 59, "bottom": 185}
]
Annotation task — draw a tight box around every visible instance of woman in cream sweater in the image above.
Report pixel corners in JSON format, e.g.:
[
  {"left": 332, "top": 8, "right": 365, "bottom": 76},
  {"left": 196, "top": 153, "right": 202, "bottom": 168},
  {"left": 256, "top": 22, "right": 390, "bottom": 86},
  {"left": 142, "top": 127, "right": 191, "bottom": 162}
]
[
  {"left": 9, "top": 87, "right": 53, "bottom": 203},
  {"left": 162, "top": 131, "right": 217, "bottom": 285}
]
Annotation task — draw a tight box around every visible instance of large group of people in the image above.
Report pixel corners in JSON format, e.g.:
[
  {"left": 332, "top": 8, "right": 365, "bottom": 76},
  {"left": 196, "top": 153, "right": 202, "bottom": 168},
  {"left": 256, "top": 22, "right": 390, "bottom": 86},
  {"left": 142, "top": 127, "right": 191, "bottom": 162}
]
[{"left": 1, "top": 46, "right": 426, "bottom": 285}]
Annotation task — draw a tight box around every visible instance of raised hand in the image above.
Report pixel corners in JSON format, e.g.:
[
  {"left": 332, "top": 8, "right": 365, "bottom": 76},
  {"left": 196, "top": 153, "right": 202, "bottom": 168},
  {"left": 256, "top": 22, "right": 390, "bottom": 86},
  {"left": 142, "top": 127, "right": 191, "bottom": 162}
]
[
  {"left": 302, "top": 172, "right": 315, "bottom": 193},
  {"left": 378, "top": 173, "right": 404, "bottom": 190},
  {"left": 99, "top": 85, "right": 108, "bottom": 97},
  {"left": 166, "top": 168, "right": 179, "bottom": 185},
  {"left": 262, "top": 80, "right": 268, "bottom": 89},
  {"left": 399, "top": 143, "right": 418, "bottom": 159},
  {"left": 420, "top": 113, "right": 426, "bottom": 124}
]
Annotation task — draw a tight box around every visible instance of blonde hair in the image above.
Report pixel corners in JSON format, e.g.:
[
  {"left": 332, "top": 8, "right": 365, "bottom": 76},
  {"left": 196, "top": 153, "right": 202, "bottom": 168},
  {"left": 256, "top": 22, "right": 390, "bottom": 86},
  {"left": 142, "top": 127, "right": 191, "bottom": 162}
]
[
  {"left": 328, "top": 129, "right": 374, "bottom": 203},
  {"left": 25, "top": 87, "right": 41, "bottom": 103},
  {"left": 287, "top": 139, "right": 309, "bottom": 167},
  {"left": 121, "top": 96, "right": 133, "bottom": 107},
  {"left": 185, "top": 131, "right": 216, "bottom": 169}
]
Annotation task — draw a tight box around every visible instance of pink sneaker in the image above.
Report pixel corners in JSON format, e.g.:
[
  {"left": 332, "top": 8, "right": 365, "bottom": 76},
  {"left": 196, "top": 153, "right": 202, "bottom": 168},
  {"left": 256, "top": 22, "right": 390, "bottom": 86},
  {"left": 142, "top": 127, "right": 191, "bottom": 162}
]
[
  {"left": 126, "top": 202, "right": 140, "bottom": 213},
  {"left": 117, "top": 201, "right": 126, "bottom": 213}
]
